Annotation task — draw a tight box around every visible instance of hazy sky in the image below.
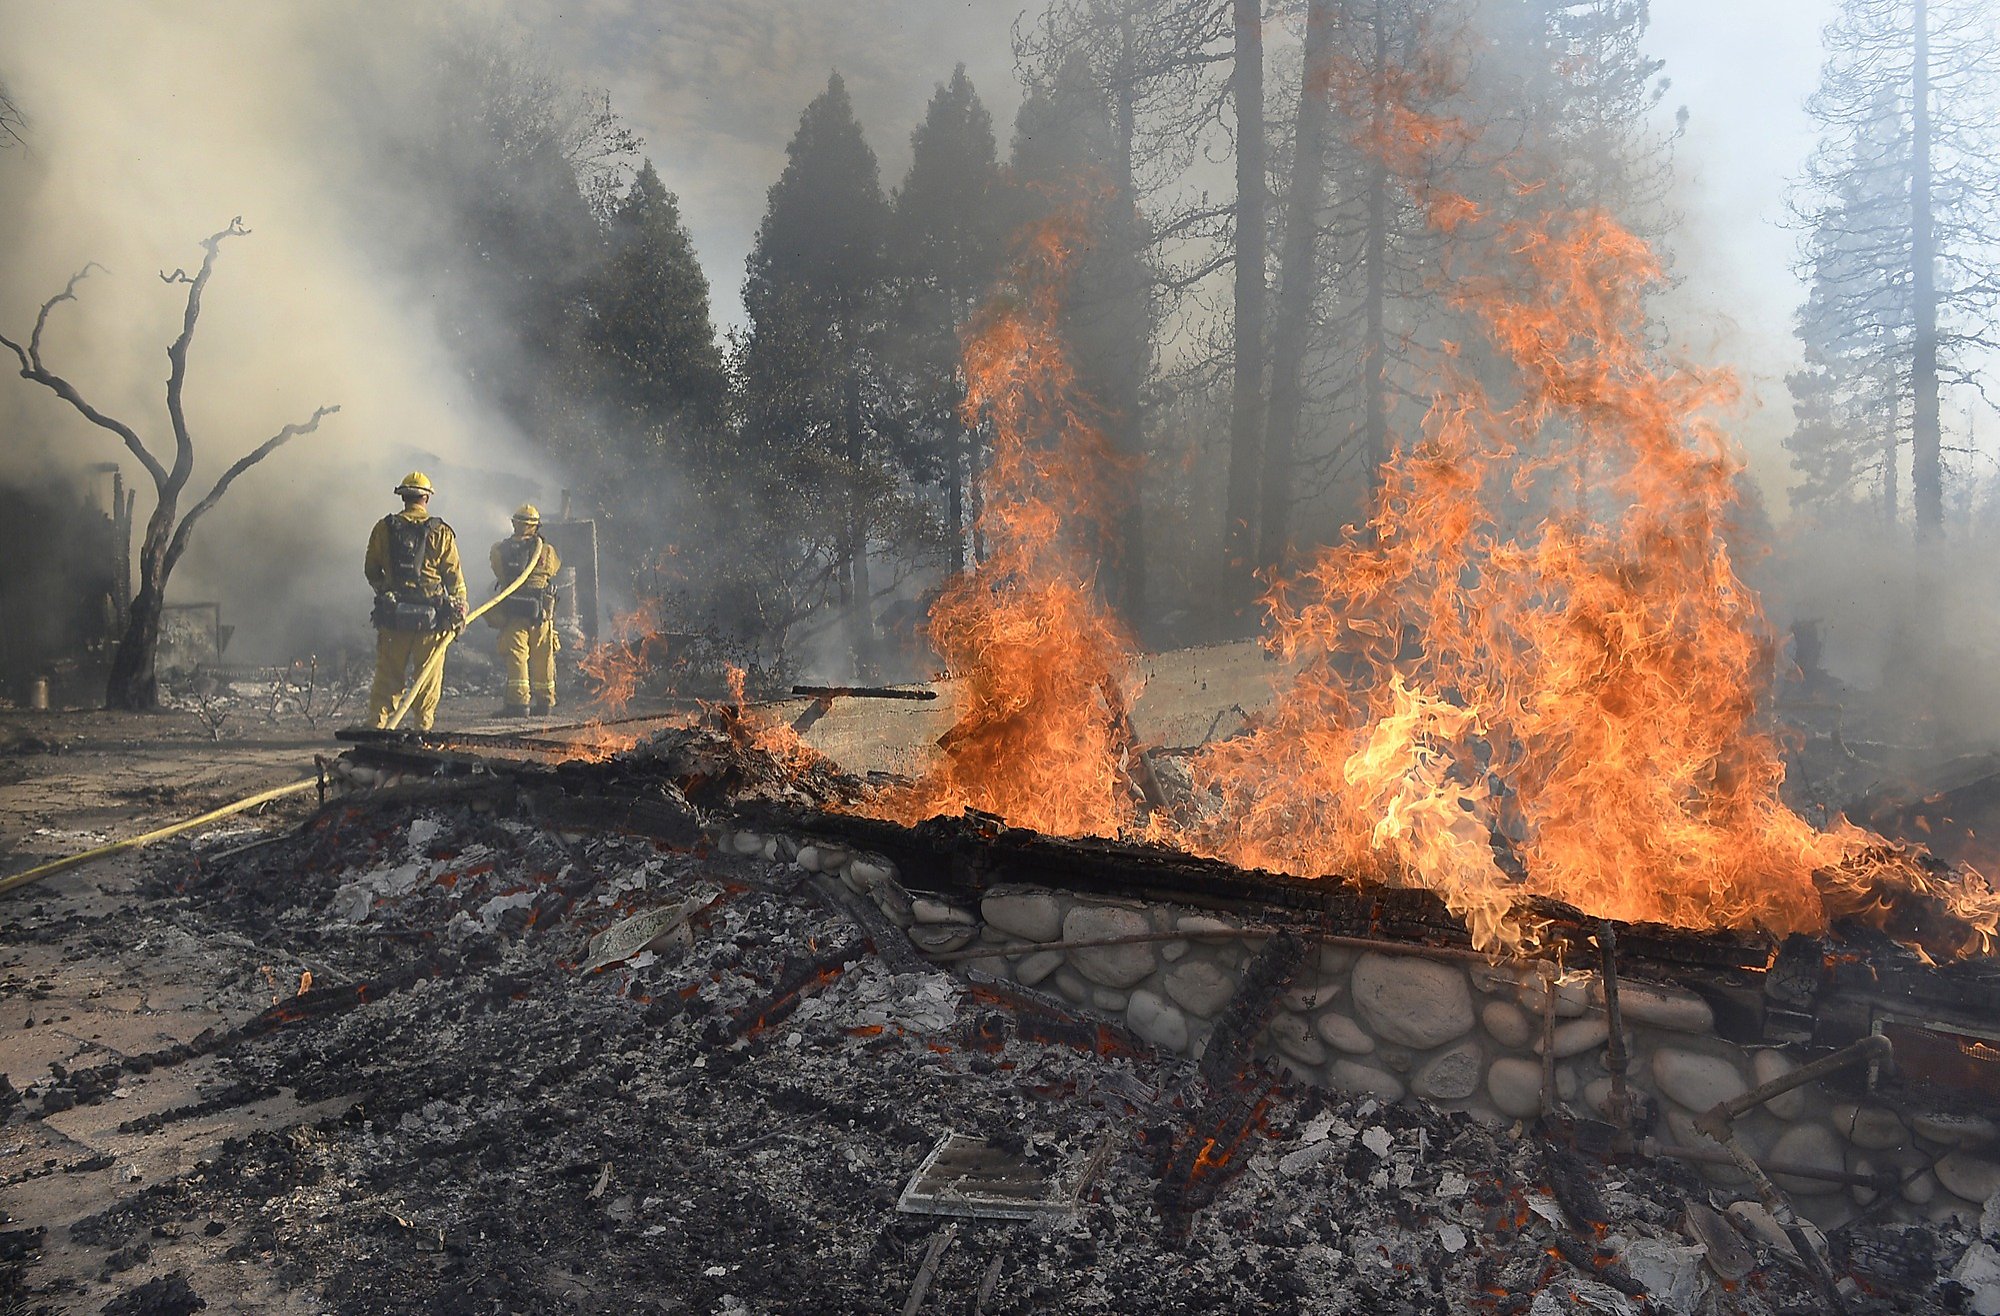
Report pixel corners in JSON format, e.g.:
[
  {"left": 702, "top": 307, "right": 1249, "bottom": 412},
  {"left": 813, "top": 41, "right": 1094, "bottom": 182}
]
[
  {"left": 1642, "top": 0, "right": 1840, "bottom": 485},
  {"left": 513, "top": 0, "right": 1842, "bottom": 484},
  {"left": 0, "top": 0, "right": 1854, "bottom": 662}
]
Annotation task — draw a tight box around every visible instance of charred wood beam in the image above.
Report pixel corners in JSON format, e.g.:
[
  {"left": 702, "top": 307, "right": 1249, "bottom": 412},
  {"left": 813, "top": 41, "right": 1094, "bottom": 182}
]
[
  {"left": 324, "top": 742, "right": 2000, "bottom": 1074},
  {"left": 1147, "top": 934, "right": 1306, "bottom": 1244},
  {"left": 1199, "top": 932, "right": 1307, "bottom": 1090},
  {"left": 804, "top": 873, "right": 931, "bottom": 976},
  {"left": 790, "top": 685, "right": 938, "bottom": 701},
  {"left": 962, "top": 975, "right": 1153, "bottom": 1060},
  {"left": 706, "top": 938, "right": 868, "bottom": 1045},
  {"left": 337, "top": 726, "right": 608, "bottom": 755}
]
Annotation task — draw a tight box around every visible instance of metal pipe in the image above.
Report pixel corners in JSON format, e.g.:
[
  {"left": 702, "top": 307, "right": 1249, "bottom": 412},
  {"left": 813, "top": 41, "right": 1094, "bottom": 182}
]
[
  {"left": 1688, "top": 1033, "right": 1891, "bottom": 1315},
  {"left": 923, "top": 925, "right": 1555, "bottom": 972},
  {"left": 1693, "top": 1034, "right": 1892, "bottom": 1143},
  {"left": 1640, "top": 1140, "right": 1897, "bottom": 1193}
]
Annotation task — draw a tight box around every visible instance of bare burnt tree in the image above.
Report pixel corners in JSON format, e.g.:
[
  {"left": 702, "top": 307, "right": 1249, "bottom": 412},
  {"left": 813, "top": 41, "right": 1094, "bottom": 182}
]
[
  {"left": 0, "top": 82, "right": 23, "bottom": 148},
  {"left": 0, "top": 220, "right": 338, "bottom": 710}
]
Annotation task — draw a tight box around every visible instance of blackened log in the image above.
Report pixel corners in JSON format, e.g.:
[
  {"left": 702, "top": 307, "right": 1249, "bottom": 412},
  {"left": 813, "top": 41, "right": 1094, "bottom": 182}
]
[{"left": 805, "top": 873, "right": 931, "bottom": 976}]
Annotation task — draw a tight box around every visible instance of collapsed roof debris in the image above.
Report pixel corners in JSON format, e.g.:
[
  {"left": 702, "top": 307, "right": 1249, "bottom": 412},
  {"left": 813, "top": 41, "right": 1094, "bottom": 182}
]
[{"left": 4, "top": 732, "right": 1998, "bottom": 1314}]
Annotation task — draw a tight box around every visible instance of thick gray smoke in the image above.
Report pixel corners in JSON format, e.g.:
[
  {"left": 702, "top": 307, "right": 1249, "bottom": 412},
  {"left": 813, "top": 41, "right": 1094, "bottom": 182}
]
[
  {"left": 0, "top": 0, "right": 1032, "bottom": 672},
  {"left": 0, "top": 2, "right": 561, "bottom": 667}
]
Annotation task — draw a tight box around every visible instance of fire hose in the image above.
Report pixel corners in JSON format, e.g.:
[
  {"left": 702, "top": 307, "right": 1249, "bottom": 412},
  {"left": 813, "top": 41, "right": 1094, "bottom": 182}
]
[
  {"left": 382, "top": 548, "right": 542, "bottom": 730},
  {"left": 0, "top": 776, "right": 319, "bottom": 897},
  {"left": 0, "top": 555, "right": 545, "bottom": 897}
]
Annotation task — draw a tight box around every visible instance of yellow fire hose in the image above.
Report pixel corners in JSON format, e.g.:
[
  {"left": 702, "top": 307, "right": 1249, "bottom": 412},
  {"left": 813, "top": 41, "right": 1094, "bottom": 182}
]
[
  {"left": 0, "top": 555, "right": 545, "bottom": 897},
  {"left": 0, "top": 776, "right": 320, "bottom": 897},
  {"left": 383, "top": 550, "right": 541, "bottom": 729}
]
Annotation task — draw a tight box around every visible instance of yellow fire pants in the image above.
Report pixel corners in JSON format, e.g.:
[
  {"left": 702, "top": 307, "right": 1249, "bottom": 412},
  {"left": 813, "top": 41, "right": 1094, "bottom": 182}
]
[
  {"left": 497, "top": 619, "right": 559, "bottom": 710},
  {"left": 367, "top": 628, "right": 452, "bottom": 731}
]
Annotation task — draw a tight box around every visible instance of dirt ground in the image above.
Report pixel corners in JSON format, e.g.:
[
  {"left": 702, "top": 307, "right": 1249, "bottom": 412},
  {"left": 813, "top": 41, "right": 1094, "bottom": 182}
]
[
  {"left": 0, "top": 698, "right": 690, "bottom": 1313},
  {"left": 0, "top": 707, "right": 332, "bottom": 1312}
]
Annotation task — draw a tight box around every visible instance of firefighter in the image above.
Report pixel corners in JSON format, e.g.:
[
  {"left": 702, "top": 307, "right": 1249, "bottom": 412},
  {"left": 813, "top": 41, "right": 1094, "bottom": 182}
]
[
  {"left": 363, "top": 472, "right": 467, "bottom": 731},
  {"left": 489, "top": 503, "right": 561, "bottom": 717}
]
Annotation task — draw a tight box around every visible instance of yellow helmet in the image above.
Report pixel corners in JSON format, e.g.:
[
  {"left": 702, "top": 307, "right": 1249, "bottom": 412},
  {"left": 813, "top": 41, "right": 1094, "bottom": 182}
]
[
  {"left": 512, "top": 503, "right": 541, "bottom": 524},
  {"left": 395, "top": 471, "right": 434, "bottom": 496}
]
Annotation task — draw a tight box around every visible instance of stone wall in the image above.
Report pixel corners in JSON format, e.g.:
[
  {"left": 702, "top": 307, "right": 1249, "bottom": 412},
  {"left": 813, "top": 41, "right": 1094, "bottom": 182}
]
[{"left": 732, "top": 827, "right": 2000, "bottom": 1231}]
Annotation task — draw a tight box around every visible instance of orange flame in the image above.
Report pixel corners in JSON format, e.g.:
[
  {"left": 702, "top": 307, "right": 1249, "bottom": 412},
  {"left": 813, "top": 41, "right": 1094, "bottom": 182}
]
[
  {"left": 578, "top": 599, "right": 669, "bottom": 717},
  {"left": 1178, "top": 88, "right": 2000, "bottom": 952},
  {"left": 849, "top": 72, "right": 2000, "bottom": 958},
  {"left": 716, "top": 664, "right": 825, "bottom": 778},
  {"left": 869, "top": 190, "right": 1143, "bottom": 837}
]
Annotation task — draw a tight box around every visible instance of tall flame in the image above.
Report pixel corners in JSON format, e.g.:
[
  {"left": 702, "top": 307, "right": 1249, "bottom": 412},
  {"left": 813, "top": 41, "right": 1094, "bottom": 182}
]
[
  {"left": 855, "top": 77, "right": 2000, "bottom": 958},
  {"left": 578, "top": 598, "right": 669, "bottom": 717},
  {"left": 1178, "top": 194, "right": 1845, "bottom": 945},
  {"left": 870, "top": 192, "right": 1142, "bottom": 837}
]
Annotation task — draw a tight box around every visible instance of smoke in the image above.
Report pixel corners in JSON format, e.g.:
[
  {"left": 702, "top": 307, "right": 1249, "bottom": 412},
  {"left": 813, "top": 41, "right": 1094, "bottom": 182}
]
[{"left": 0, "top": 1, "right": 564, "bottom": 667}]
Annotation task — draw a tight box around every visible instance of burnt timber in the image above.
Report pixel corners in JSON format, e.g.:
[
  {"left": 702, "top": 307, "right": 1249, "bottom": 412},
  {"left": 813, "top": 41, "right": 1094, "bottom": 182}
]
[{"left": 333, "top": 729, "right": 2000, "bottom": 1107}]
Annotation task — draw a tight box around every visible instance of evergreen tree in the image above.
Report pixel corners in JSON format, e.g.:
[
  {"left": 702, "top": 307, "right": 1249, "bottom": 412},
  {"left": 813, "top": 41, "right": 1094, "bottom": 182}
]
[
  {"left": 1012, "top": 1, "right": 1246, "bottom": 621},
  {"left": 1495, "top": 0, "right": 1682, "bottom": 231},
  {"left": 566, "top": 160, "right": 732, "bottom": 582},
  {"left": 1789, "top": 0, "right": 2000, "bottom": 537},
  {"left": 739, "top": 72, "right": 899, "bottom": 673},
  {"left": 1787, "top": 89, "right": 1910, "bottom": 520},
  {"left": 890, "top": 66, "right": 1005, "bottom": 576},
  {"left": 1257, "top": 0, "right": 1337, "bottom": 573},
  {"left": 593, "top": 160, "right": 729, "bottom": 435}
]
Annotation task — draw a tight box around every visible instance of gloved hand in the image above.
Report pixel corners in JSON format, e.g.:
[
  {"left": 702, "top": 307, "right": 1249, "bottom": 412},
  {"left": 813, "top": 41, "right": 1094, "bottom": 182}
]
[{"left": 451, "top": 598, "right": 469, "bottom": 633}]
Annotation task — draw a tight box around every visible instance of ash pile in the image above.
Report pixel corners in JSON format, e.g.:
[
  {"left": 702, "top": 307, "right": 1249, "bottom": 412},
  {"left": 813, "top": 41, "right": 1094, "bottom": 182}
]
[{"left": 3, "top": 735, "right": 1997, "bottom": 1314}]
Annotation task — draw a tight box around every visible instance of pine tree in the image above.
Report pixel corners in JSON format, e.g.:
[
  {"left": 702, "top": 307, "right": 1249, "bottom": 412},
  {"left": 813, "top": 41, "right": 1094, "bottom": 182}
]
[
  {"left": 1257, "top": 0, "right": 1337, "bottom": 572},
  {"left": 1223, "top": 0, "right": 1269, "bottom": 617},
  {"left": 594, "top": 160, "right": 729, "bottom": 435},
  {"left": 560, "top": 160, "right": 731, "bottom": 582},
  {"left": 1012, "top": 0, "right": 1246, "bottom": 622},
  {"left": 1500, "top": 0, "right": 1682, "bottom": 230},
  {"left": 1787, "top": 90, "right": 1911, "bottom": 520},
  {"left": 1789, "top": 0, "right": 2000, "bottom": 537},
  {"left": 890, "top": 66, "right": 1005, "bottom": 576},
  {"left": 739, "top": 72, "right": 898, "bottom": 673}
]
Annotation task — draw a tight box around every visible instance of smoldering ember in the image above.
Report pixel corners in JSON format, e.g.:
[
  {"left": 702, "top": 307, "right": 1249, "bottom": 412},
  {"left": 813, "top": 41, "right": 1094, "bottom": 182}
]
[{"left": 9, "top": 4, "right": 2000, "bottom": 1316}]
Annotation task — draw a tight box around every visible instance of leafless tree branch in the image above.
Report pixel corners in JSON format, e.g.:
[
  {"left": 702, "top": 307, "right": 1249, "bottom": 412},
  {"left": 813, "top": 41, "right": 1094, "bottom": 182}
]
[
  {"left": 164, "top": 217, "right": 251, "bottom": 487},
  {"left": 165, "top": 404, "right": 340, "bottom": 572},
  {"left": 0, "top": 262, "right": 171, "bottom": 488},
  {"left": 29, "top": 262, "right": 108, "bottom": 363}
]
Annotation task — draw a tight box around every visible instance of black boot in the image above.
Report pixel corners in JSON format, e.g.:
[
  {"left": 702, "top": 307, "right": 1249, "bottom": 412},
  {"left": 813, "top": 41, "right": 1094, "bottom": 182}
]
[
  {"left": 530, "top": 697, "right": 554, "bottom": 717},
  {"left": 500, "top": 703, "right": 530, "bottom": 718}
]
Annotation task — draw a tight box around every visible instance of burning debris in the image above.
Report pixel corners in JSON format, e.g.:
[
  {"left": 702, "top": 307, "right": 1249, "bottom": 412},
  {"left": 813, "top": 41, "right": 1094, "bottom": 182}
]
[
  {"left": 8, "top": 751, "right": 1998, "bottom": 1315},
  {"left": 9, "top": 4, "right": 2000, "bottom": 1315}
]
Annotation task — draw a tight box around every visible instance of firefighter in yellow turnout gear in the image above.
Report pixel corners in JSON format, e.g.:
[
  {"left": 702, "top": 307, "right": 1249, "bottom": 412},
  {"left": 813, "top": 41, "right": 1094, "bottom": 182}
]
[
  {"left": 364, "top": 472, "right": 467, "bottom": 731},
  {"left": 489, "top": 504, "right": 561, "bottom": 717}
]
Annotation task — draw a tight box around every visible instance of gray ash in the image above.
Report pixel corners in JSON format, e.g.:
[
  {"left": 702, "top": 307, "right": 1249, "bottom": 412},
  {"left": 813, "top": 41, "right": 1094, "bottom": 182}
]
[{"left": 6, "top": 787, "right": 1989, "bottom": 1314}]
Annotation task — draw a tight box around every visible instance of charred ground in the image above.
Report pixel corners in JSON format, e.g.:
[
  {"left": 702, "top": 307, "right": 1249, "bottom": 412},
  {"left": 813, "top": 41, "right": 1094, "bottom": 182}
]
[{"left": 1, "top": 718, "right": 1991, "bottom": 1314}]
